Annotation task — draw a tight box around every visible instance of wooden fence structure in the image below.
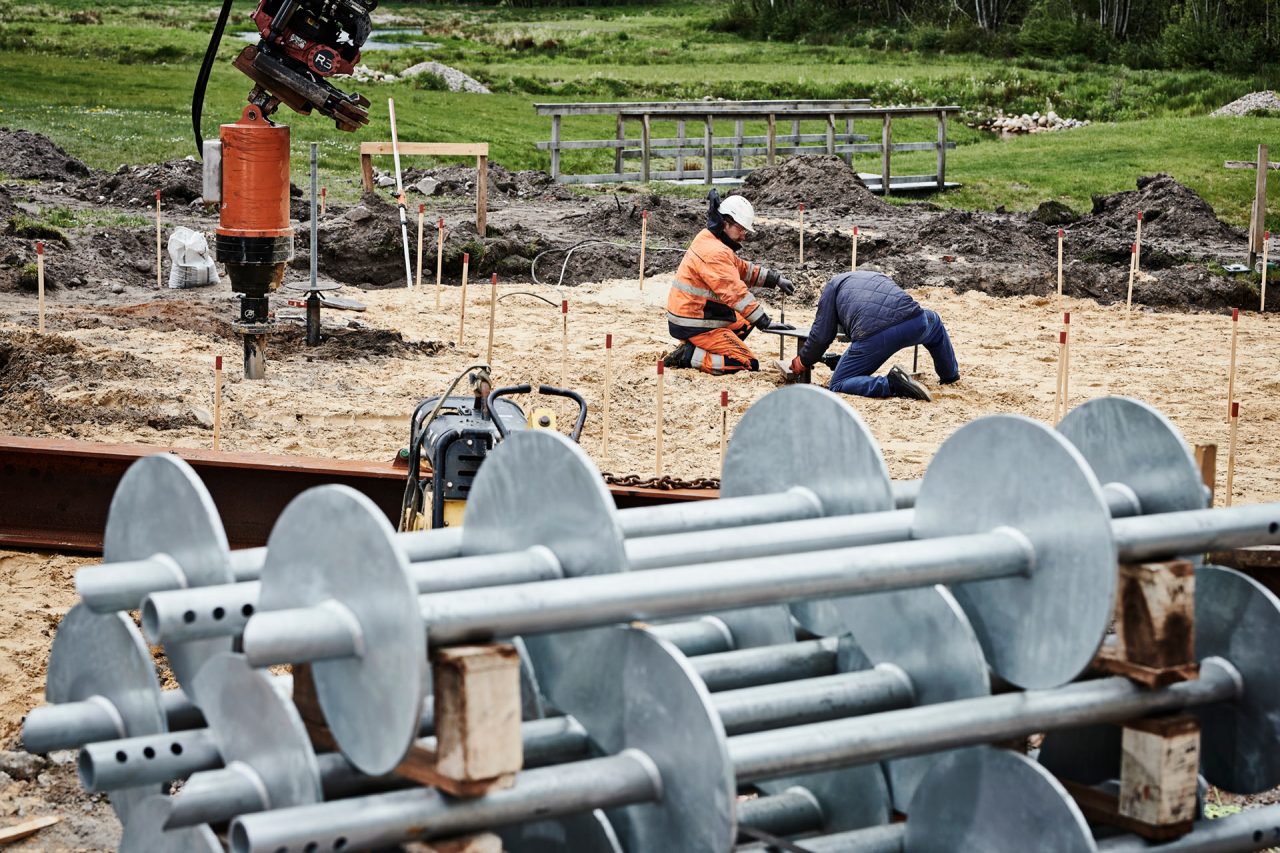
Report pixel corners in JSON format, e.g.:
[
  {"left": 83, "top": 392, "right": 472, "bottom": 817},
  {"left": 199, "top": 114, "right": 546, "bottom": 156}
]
[{"left": 534, "top": 100, "right": 960, "bottom": 194}]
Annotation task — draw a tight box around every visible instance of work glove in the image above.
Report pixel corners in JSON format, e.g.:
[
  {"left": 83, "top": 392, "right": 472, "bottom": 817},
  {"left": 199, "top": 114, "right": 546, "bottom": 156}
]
[
  {"left": 754, "top": 312, "right": 772, "bottom": 330},
  {"left": 774, "top": 356, "right": 805, "bottom": 383},
  {"left": 764, "top": 269, "right": 796, "bottom": 296},
  {"left": 767, "top": 321, "right": 796, "bottom": 331},
  {"left": 706, "top": 188, "right": 723, "bottom": 231}
]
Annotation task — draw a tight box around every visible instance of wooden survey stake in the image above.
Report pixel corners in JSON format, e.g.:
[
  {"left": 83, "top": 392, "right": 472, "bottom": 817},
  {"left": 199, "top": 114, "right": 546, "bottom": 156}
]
[
  {"left": 602, "top": 334, "right": 613, "bottom": 458},
  {"left": 1057, "top": 228, "right": 1064, "bottom": 305},
  {"left": 1054, "top": 329, "right": 1067, "bottom": 422},
  {"left": 1226, "top": 401, "right": 1239, "bottom": 507},
  {"left": 1262, "top": 230, "right": 1271, "bottom": 312},
  {"left": 36, "top": 241, "right": 45, "bottom": 333},
  {"left": 435, "top": 217, "right": 444, "bottom": 309},
  {"left": 457, "top": 253, "right": 469, "bottom": 347},
  {"left": 213, "top": 356, "right": 222, "bottom": 451},
  {"left": 604, "top": 333, "right": 614, "bottom": 458},
  {"left": 1134, "top": 210, "right": 1143, "bottom": 271},
  {"left": 719, "top": 390, "right": 729, "bottom": 466},
  {"left": 638, "top": 210, "right": 648, "bottom": 291},
  {"left": 486, "top": 274, "right": 497, "bottom": 368},
  {"left": 560, "top": 300, "right": 568, "bottom": 387},
  {"left": 415, "top": 203, "right": 425, "bottom": 291},
  {"left": 320, "top": 186, "right": 326, "bottom": 217},
  {"left": 1226, "top": 308, "right": 1239, "bottom": 424},
  {"left": 798, "top": 203, "right": 805, "bottom": 265},
  {"left": 155, "top": 190, "right": 162, "bottom": 289},
  {"left": 1125, "top": 242, "right": 1137, "bottom": 318},
  {"left": 655, "top": 360, "right": 665, "bottom": 476},
  {"left": 851, "top": 225, "right": 859, "bottom": 270}
]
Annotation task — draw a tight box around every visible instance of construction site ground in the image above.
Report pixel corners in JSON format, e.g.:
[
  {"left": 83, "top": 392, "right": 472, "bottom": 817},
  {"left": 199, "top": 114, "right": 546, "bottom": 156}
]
[{"left": 2, "top": 131, "right": 1279, "bottom": 849}]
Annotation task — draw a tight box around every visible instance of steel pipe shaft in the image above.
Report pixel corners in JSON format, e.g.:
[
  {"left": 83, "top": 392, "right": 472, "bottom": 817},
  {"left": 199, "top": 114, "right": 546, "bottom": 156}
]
[
  {"left": 694, "top": 637, "right": 841, "bottom": 692},
  {"left": 729, "top": 658, "right": 1242, "bottom": 784},
  {"left": 79, "top": 727, "right": 223, "bottom": 792},
  {"left": 713, "top": 666, "right": 914, "bottom": 735}
]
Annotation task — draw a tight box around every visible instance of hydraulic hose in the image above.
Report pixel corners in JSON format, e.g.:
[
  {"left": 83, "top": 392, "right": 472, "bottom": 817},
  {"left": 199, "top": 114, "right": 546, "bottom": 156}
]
[{"left": 193, "top": 0, "right": 236, "bottom": 158}]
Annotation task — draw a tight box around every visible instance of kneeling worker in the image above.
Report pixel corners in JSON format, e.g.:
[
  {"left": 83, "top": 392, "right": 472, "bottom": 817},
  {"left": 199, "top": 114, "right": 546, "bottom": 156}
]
[
  {"left": 664, "top": 192, "right": 794, "bottom": 375},
  {"left": 776, "top": 270, "right": 959, "bottom": 401}
]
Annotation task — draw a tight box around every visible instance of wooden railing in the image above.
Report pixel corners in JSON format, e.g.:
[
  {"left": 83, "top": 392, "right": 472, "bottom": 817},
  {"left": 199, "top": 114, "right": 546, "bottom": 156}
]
[{"left": 534, "top": 100, "right": 960, "bottom": 194}]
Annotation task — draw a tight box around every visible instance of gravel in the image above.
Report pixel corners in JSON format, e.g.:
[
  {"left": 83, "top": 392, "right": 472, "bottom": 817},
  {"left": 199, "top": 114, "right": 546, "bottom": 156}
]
[{"left": 1211, "top": 91, "right": 1280, "bottom": 116}]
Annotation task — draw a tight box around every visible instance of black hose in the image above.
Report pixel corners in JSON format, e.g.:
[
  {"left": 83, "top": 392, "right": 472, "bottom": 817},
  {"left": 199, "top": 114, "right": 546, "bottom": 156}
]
[{"left": 193, "top": 0, "right": 236, "bottom": 158}]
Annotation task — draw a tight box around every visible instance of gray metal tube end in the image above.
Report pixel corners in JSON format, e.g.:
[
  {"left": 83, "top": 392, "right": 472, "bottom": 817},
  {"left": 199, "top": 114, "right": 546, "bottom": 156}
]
[
  {"left": 22, "top": 697, "right": 124, "bottom": 754},
  {"left": 241, "top": 601, "right": 363, "bottom": 667},
  {"left": 77, "top": 555, "right": 186, "bottom": 613},
  {"left": 78, "top": 728, "right": 222, "bottom": 792},
  {"left": 142, "top": 582, "right": 261, "bottom": 645}
]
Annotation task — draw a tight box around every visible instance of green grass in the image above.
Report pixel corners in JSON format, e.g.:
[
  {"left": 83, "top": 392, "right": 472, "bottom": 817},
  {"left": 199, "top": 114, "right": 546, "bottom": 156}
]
[{"left": 0, "top": 0, "right": 1277, "bottom": 229}]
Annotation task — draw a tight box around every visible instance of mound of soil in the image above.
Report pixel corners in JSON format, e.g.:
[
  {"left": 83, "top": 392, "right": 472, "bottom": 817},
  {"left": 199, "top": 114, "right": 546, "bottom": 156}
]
[
  {"left": 1078, "top": 174, "right": 1244, "bottom": 256},
  {"left": 0, "top": 329, "right": 202, "bottom": 434},
  {"left": 0, "top": 128, "right": 92, "bottom": 182},
  {"left": 76, "top": 158, "right": 204, "bottom": 208},
  {"left": 739, "top": 155, "right": 896, "bottom": 216},
  {"left": 401, "top": 163, "right": 573, "bottom": 203},
  {"left": 917, "top": 209, "right": 1054, "bottom": 267}
]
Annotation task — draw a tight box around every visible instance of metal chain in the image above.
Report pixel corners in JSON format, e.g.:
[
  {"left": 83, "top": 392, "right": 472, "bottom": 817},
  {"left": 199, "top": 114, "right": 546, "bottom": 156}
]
[{"left": 602, "top": 472, "right": 720, "bottom": 491}]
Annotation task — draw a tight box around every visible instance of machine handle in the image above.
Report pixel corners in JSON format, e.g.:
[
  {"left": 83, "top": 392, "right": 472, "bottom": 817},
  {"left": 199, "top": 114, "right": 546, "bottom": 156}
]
[
  {"left": 486, "top": 384, "right": 532, "bottom": 440},
  {"left": 537, "top": 385, "right": 589, "bottom": 443}
]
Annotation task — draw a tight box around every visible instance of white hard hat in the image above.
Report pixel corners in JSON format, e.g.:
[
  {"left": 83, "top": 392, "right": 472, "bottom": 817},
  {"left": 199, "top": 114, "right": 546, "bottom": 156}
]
[{"left": 717, "top": 195, "right": 756, "bottom": 233}]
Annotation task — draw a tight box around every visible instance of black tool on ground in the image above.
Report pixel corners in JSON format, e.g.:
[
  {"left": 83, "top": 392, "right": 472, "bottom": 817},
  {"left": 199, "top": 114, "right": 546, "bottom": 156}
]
[
  {"left": 283, "top": 281, "right": 339, "bottom": 346},
  {"left": 399, "top": 369, "right": 588, "bottom": 530}
]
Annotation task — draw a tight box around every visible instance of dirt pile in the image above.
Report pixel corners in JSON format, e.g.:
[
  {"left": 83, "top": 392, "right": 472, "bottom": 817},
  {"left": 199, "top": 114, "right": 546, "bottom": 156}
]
[
  {"left": 739, "top": 156, "right": 896, "bottom": 216},
  {"left": 401, "top": 163, "right": 574, "bottom": 203},
  {"left": 918, "top": 209, "right": 1054, "bottom": 266},
  {"left": 76, "top": 158, "right": 205, "bottom": 208},
  {"left": 1078, "top": 174, "right": 1244, "bottom": 261},
  {"left": 0, "top": 329, "right": 202, "bottom": 435},
  {"left": 0, "top": 128, "right": 92, "bottom": 182}
]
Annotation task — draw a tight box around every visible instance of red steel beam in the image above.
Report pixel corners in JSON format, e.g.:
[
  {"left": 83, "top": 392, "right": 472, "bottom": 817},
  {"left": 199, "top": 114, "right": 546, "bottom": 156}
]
[{"left": 0, "top": 436, "right": 713, "bottom": 554}]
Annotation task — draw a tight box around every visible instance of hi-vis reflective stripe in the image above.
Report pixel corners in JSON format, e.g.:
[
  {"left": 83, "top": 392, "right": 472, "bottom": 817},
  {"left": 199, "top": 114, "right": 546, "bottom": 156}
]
[
  {"left": 691, "top": 346, "right": 708, "bottom": 366},
  {"left": 744, "top": 262, "right": 759, "bottom": 285},
  {"left": 744, "top": 304, "right": 766, "bottom": 324},
  {"left": 733, "top": 293, "right": 757, "bottom": 313},
  {"left": 691, "top": 346, "right": 727, "bottom": 374},
  {"left": 711, "top": 353, "right": 726, "bottom": 372},
  {"left": 667, "top": 312, "right": 734, "bottom": 329},
  {"left": 671, "top": 279, "right": 718, "bottom": 299}
]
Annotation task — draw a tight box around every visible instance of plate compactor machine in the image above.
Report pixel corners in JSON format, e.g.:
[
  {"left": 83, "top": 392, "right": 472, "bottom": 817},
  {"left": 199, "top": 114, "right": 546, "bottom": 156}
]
[{"left": 398, "top": 367, "right": 587, "bottom": 531}]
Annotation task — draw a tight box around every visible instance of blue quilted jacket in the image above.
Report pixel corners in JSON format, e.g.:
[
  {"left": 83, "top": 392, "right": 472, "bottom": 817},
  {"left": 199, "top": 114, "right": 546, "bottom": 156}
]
[{"left": 797, "top": 271, "right": 922, "bottom": 367}]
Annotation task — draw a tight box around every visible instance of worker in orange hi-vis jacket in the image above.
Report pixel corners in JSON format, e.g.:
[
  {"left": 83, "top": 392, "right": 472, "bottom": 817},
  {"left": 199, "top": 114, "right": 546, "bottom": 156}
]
[{"left": 663, "top": 191, "right": 795, "bottom": 375}]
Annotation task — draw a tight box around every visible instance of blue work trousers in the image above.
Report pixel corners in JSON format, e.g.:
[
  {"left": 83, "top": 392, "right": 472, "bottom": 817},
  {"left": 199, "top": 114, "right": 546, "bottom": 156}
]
[{"left": 829, "top": 310, "right": 959, "bottom": 397}]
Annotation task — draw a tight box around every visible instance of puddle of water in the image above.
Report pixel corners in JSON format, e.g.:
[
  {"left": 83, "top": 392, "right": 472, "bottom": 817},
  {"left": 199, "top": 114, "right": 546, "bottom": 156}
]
[{"left": 236, "top": 28, "right": 440, "bottom": 52}]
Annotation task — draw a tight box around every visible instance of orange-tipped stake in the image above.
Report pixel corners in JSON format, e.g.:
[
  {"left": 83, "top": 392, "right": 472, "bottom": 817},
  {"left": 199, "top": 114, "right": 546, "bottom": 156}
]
[
  {"left": 560, "top": 300, "right": 569, "bottom": 387},
  {"left": 1062, "top": 312, "right": 1071, "bottom": 416},
  {"left": 36, "top": 241, "right": 45, "bottom": 333},
  {"left": 1054, "top": 329, "right": 1067, "bottom": 422},
  {"left": 213, "top": 355, "right": 223, "bottom": 451},
  {"left": 415, "top": 203, "right": 425, "bottom": 291},
  {"left": 798, "top": 202, "right": 805, "bottom": 265},
  {"left": 435, "top": 217, "right": 444, "bottom": 309},
  {"left": 1225, "top": 401, "right": 1240, "bottom": 507},
  {"left": 320, "top": 186, "right": 327, "bottom": 217},
  {"left": 852, "top": 225, "right": 859, "bottom": 271},
  {"left": 155, "top": 190, "right": 163, "bottom": 289},
  {"left": 1261, "top": 230, "right": 1271, "bottom": 312},
  {"left": 1125, "top": 242, "right": 1137, "bottom": 318},
  {"left": 655, "top": 359, "right": 665, "bottom": 476},
  {"left": 719, "top": 389, "right": 729, "bottom": 467},
  {"left": 1227, "top": 307, "right": 1239, "bottom": 423},
  {"left": 486, "top": 274, "right": 498, "bottom": 368},
  {"left": 457, "top": 252, "right": 470, "bottom": 347},
  {"left": 638, "top": 210, "right": 649, "bottom": 291},
  {"left": 1134, "top": 210, "right": 1143, "bottom": 271},
  {"left": 602, "top": 334, "right": 613, "bottom": 459},
  {"left": 1056, "top": 228, "right": 1064, "bottom": 306}
]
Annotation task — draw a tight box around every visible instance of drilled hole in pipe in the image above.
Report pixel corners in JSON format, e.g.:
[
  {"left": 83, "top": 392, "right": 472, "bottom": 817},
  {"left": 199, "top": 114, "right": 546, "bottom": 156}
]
[
  {"left": 1270, "top": 522, "right": 1278, "bottom": 534},
  {"left": 213, "top": 607, "right": 226, "bottom": 621},
  {"left": 242, "top": 603, "right": 255, "bottom": 617},
  {"left": 304, "top": 843, "right": 318, "bottom": 853},
  {"left": 143, "top": 747, "right": 156, "bottom": 759},
  {"left": 183, "top": 610, "right": 196, "bottom": 624},
  {"left": 170, "top": 743, "right": 183, "bottom": 756},
  {"left": 115, "top": 751, "right": 127, "bottom": 763},
  {"left": 334, "top": 839, "right": 347, "bottom": 851}
]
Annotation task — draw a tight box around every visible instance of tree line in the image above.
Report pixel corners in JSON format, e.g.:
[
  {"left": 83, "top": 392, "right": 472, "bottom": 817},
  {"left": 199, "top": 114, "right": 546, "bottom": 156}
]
[{"left": 717, "top": 0, "right": 1279, "bottom": 71}]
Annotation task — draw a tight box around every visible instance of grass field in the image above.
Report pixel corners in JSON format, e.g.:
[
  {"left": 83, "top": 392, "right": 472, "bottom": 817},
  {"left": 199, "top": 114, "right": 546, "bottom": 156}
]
[{"left": 0, "top": 0, "right": 1276, "bottom": 228}]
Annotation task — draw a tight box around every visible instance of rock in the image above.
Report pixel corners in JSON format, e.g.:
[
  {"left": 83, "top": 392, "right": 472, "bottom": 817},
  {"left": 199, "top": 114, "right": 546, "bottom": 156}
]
[
  {"left": 375, "top": 174, "right": 395, "bottom": 189},
  {"left": 0, "top": 770, "right": 12, "bottom": 786},
  {"left": 398, "top": 61, "right": 491, "bottom": 94},
  {"left": 191, "top": 407, "right": 214, "bottom": 429},
  {"left": 131, "top": 256, "right": 152, "bottom": 273},
  {"left": 0, "top": 750, "right": 48, "bottom": 780},
  {"left": 413, "top": 177, "right": 439, "bottom": 196},
  {"left": 347, "top": 205, "right": 373, "bottom": 223},
  {"left": 109, "top": 282, "right": 125, "bottom": 294}
]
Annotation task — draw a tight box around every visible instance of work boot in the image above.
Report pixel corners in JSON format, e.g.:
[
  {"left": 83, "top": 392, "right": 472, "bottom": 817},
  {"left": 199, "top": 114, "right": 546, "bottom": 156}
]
[
  {"left": 940, "top": 373, "right": 961, "bottom": 385},
  {"left": 663, "top": 342, "right": 693, "bottom": 369},
  {"left": 887, "top": 365, "right": 932, "bottom": 401}
]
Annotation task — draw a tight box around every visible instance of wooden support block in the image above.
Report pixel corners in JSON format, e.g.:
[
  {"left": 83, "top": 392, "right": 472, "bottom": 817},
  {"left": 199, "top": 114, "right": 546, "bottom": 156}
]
[
  {"left": 1119, "top": 715, "right": 1200, "bottom": 830},
  {"left": 1093, "top": 561, "right": 1198, "bottom": 687},
  {"left": 1063, "top": 780, "right": 1193, "bottom": 842},
  {"left": 394, "top": 743, "right": 515, "bottom": 797},
  {"left": 1194, "top": 443, "right": 1217, "bottom": 506},
  {"left": 411, "top": 832, "right": 504, "bottom": 853},
  {"left": 432, "top": 644, "right": 523, "bottom": 782}
]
